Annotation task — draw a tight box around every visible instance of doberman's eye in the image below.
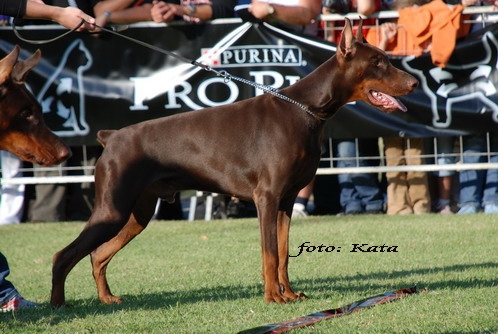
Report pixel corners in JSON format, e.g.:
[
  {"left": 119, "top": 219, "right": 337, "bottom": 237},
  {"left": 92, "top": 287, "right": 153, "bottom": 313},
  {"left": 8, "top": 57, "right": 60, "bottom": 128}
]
[
  {"left": 370, "top": 56, "right": 381, "bottom": 66},
  {"left": 372, "top": 55, "right": 387, "bottom": 69},
  {"left": 19, "top": 108, "right": 34, "bottom": 119}
]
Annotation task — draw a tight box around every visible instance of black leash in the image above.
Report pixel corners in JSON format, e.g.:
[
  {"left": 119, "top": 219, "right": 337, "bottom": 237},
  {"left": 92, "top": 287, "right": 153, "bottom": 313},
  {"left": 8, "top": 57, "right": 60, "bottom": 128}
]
[
  {"left": 12, "top": 19, "right": 85, "bottom": 44},
  {"left": 12, "top": 19, "right": 325, "bottom": 121}
]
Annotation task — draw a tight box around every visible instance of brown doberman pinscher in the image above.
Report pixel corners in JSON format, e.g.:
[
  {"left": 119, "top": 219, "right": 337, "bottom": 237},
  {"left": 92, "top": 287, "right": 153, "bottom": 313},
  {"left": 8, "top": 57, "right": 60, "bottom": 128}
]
[
  {"left": 50, "top": 19, "right": 418, "bottom": 307},
  {"left": 0, "top": 45, "right": 70, "bottom": 166}
]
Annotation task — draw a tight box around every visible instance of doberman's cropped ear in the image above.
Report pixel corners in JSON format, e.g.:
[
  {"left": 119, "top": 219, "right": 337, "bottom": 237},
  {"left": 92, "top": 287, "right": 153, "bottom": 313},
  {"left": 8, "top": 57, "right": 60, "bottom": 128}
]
[
  {"left": 338, "top": 18, "right": 355, "bottom": 60},
  {"left": 356, "top": 18, "right": 367, "bottom": 43},
  {"left": 11, "top": 49, "right": 41, "bottom": 84},
  {"left": 0, "top": 45, "right": 20, "bottom": 85}
]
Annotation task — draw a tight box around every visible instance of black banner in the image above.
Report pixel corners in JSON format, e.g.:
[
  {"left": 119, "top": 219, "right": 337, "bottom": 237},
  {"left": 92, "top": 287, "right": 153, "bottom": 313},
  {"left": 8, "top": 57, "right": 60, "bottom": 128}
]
[{"left": 0, "top": 20, "right": 497, "bottom": 146}]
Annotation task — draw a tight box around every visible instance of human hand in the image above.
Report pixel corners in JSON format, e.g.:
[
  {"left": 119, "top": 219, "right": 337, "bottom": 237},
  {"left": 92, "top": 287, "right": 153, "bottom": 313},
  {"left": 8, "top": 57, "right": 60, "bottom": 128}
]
[
  {"left": 56, "top": 6, "right": 96, "bottom": 31},
  {"left": 151, "top": 0, "right": 182, "bottom": 23},
  {"left": 248, "top": 0, "right": 272, "bottom": 19},
  {"left": 380, "top": 22, "right": 397, "bottom": 42}
]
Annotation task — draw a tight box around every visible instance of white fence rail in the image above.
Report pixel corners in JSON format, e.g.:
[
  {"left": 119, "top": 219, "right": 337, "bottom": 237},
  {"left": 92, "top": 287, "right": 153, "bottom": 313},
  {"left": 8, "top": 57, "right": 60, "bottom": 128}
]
[{"left": 2, "top": 134, "right": 497, "bottom": 185}]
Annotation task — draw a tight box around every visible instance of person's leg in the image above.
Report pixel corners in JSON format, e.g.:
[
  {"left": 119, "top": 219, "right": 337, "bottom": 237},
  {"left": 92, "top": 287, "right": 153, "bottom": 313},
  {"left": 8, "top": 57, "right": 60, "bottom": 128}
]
[
  {"left": 0, "top": 252, "right": 17, "bottom": 304},
  {"left": 434, "top": 136, "right": 455, "bottom": 213},
  {"left": 0, "top": 252, "right": 40, "bottom": 312},
  {"left": 0, "top": 151, "right": 25, "bottom": 225},
  {"left": 336, "top": 140, "right": 363, "bottom": 214},
  {"left": 404, "top": 138, "right": 431, "bottom": 214},
  {"left": 384, "top": 137, "right": 412, "bottom": 214},
  {"left": 352, "top": 139, "right": 384, "bottom": 213},
  {"left": 458, "top": 135, "right": 485, "bottom": 214},
  {"left": 292, "top": 180, "right": 314, "bottom": 217},
  {"left": 29, "top": 162, "right": 67, "bottom": 222},
  {"left": 483, "top": 133, "right": 498, "bottom": 213}
]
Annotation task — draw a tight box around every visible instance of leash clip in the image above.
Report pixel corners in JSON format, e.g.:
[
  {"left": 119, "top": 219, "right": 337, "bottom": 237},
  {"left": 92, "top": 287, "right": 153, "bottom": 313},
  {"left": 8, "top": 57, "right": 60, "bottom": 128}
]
[
  {"left": 192, "top": 60, "right": 211, "bottom": 72},
  {"left": 218, "top": 70, "right": 232, "bottom": 83}
]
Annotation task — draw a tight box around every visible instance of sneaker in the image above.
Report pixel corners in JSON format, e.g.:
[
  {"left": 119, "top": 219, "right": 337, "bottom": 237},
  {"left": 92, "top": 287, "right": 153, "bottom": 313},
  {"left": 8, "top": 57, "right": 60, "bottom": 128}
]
[
  {"left": 292, "top": 203, "right": 309, "bottom": 218},
  {"left": 438, "top": 204, "right": 453, "bottom": 214},
  {"left": 484, "top": 203, "right": 498, "bottom": 214},
  {"left": 457, "top": 204, "right": 478, "bottom": 214},
  {"left": 1, "top": 294, "right": 41, "bottom": 312}
]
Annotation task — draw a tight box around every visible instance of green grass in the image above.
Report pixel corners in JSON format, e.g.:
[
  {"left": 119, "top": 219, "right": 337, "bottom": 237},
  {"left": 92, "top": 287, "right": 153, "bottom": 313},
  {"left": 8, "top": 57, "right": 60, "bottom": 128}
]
[{"left": 0, "top": 214, "right": 497, "bottom": 333}]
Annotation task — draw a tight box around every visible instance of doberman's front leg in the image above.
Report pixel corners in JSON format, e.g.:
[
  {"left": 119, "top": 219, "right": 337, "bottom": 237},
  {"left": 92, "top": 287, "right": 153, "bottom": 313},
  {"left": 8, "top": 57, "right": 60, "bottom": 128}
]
[
  {"left": 256, "top": 192, "right": 289, "bottom": 304},
  {"left": 276, "top": 208, "right": 307, "bottom": 301}
]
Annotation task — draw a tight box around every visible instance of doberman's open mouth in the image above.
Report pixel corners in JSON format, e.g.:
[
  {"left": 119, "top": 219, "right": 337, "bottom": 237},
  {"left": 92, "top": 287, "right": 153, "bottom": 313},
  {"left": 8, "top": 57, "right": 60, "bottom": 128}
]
[{"left": 368, "top": 90, "right": 407, "bottom": 112}]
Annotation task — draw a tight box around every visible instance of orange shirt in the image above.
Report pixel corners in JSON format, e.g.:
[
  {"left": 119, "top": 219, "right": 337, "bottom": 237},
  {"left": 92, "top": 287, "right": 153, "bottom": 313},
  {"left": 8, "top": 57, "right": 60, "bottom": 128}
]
[{"left": 366, "top": 0, "right": 469, "bottom": 67}]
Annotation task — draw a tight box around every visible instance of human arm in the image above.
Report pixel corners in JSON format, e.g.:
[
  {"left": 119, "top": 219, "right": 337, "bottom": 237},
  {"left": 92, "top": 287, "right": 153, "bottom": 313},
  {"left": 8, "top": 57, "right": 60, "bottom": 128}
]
[
  {"left": 248, "top": 0, "right": 322, "bottom": 26},
  {"left": 7, "top": 0, "right": 95, "bottom": 31},
  {"left": 354, "top": 0, "right": 378, "bottom": 16},
  {"left": 93, "top": 0, "right": 137, "bottom": 16},
  {"left": 150, "top": 1, "right": 215, "bottom": 23},
  {"left": 96, "top": 4, "right": 154, "bottom": 25}
]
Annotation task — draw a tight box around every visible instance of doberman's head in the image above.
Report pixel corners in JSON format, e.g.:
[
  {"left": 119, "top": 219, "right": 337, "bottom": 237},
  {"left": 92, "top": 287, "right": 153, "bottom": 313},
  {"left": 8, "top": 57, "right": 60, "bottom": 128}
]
[
  {"left": 336, "top": 18, "right": 418, "bottom": 113},
  {"left": 0, "top": 45, "right": 71, "bottom": 166}
]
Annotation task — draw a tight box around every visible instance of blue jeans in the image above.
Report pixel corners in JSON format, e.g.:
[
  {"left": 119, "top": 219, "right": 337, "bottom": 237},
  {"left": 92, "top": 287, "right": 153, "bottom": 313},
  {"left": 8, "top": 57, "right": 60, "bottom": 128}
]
[
  {"left": 459, "top": 134, "right": 498, "bottom": 208},
  {"left": 0, "top": 252, "right": 17, "bottom": 304},
  {"left": 335, "top": 140, "right": 384, "bottom": 213}
]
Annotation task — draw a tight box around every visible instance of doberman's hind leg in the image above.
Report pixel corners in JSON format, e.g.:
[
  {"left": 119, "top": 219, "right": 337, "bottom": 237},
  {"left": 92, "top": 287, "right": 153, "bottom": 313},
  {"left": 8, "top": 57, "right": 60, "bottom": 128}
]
[
  {"left": 51, "top": 217, "right": 129, "bottom": 307},
  {"left": 91, "top": 191, "right": 158, "bottom": 304},
  {"left": 276, "top": 202, "right": 307, "bottom": 301}
]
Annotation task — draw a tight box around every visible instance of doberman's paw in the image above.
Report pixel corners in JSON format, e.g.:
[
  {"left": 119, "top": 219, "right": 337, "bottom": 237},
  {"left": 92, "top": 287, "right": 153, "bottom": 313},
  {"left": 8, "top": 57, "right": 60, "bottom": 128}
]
[
  {"left": 50, "top": 294, "right": 67, "bottom": 308},
  {"left": 265, "top": 293, "right": 289, "bottom": 304},
  {"left": 51, "top": 301, "right": 72, "bottom": 309},
  {"left": 282, "top": 291, "right": 308, "bottom": 302},
  {"left": 265, "top": 291, "right": 307, "bottom": 304},
  {"left": 99, "top": 295, "right": 124, "bottom": 304},
  {"left": 296, "top": 292, "right": 308, "bottom": 300}
]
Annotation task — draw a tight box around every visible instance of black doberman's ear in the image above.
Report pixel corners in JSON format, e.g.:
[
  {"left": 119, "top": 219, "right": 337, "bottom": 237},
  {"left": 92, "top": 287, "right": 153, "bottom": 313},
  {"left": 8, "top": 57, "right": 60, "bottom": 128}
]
[{"left": 339, "top": 18, "right": 354, "bottom": 60}]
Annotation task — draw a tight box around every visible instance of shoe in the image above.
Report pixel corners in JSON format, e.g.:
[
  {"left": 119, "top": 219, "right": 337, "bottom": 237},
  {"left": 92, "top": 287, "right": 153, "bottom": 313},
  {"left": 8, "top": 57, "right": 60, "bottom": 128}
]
[
  {"left": 484, "top": 203, "right": 498, "bottom": 214},
  {"left": 292, "top": 203, "right": 309, "bottom": 218},
  {"left": 457, "top": 204, "right": 478, "bottom": 214},
  {"left": 1, "top": 294, "right": 41, "bottom": 312},
  {"left": 438, "top": 205, "right": 453, "bottom": 214}
]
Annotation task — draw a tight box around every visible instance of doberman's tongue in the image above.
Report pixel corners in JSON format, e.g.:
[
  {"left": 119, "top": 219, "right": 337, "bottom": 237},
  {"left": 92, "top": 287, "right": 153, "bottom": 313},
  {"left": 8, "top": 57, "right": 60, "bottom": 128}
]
[{"left": 369, "top": 90, "right": 407, "bottom": 112}]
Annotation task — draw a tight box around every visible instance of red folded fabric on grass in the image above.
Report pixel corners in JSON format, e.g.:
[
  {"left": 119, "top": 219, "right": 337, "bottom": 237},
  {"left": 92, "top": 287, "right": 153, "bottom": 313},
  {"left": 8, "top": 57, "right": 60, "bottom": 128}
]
[{"left": 239, "top": 286, "right": 424, "bottom": 334}]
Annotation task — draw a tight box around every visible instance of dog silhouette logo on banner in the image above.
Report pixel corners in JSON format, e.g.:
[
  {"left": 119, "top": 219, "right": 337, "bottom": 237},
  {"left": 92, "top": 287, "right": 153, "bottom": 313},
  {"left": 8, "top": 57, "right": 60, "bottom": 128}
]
[
  {"left": 37, "top": 39, "right": 92, "bottom": 137},
  {"left": 401, "top": 30, "right": 498, "bottom": 129}
]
